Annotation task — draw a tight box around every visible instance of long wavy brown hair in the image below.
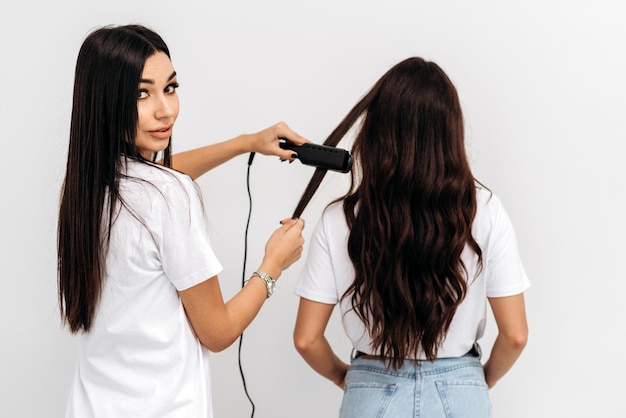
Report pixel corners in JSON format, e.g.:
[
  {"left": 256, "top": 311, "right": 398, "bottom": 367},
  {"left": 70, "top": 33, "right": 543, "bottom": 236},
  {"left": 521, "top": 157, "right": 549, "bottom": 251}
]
[
  {"left": 292, "top": 57, "right": 483, "bottom": 368},
  {"left": 57, "top": 25, "right": 173, "bottom": 333}
]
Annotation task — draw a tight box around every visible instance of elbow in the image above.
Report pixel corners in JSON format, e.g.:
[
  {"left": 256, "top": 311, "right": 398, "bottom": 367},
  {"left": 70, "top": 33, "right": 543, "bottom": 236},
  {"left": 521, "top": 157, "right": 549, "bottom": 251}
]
[
  {"left": 293, "top": 330, "right": 317, "bottom": 357},
  {"left": 198, "top": 333, "right": 237, "bottom": 353},
  {"left": 515, "top": 332, "right": 529, "bottom": 350},
  {"left": 503, "top": 329, "right": 529, "bottom": 351},
  {"left": 202, "top": 341, "right": 229, "bottom": 353}
]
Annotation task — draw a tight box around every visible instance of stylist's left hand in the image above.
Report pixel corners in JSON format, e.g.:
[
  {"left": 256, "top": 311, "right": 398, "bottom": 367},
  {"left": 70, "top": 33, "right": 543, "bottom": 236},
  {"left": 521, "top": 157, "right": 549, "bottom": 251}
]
[{"left": 249, "top": 121, "right": 309, "bottom": 161}]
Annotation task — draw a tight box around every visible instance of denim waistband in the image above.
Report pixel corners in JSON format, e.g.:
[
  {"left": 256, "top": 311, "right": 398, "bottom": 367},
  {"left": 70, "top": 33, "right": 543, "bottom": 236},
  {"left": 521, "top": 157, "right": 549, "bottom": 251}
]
[{"left": 353, "top": 342, "right": 481, "bottom": 361}]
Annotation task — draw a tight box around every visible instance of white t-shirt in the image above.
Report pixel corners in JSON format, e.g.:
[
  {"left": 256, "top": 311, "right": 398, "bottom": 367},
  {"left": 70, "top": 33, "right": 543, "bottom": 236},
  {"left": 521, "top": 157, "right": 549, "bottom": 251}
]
[
  {"left": 65, "top": 160, "right": 223, "bottom": 418},
  {"left": 294, "top": 187, "right": 531, "bottom": 359}
]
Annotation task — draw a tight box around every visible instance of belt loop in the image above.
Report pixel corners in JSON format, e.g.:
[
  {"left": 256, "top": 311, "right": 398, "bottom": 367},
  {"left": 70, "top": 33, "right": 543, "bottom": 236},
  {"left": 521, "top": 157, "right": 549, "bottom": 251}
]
[
  {"left": 472, "top": 342, "right": 482, "bottom": 359},
  {"left": 351, "top": 348, "right": 367, "bottom": 361}
]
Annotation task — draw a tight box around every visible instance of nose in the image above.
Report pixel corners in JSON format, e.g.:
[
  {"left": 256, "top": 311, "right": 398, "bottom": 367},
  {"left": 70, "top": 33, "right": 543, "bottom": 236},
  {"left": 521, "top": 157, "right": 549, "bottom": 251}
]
[{"left": 154, "top": 93, "right": 178, "bottom": 121}]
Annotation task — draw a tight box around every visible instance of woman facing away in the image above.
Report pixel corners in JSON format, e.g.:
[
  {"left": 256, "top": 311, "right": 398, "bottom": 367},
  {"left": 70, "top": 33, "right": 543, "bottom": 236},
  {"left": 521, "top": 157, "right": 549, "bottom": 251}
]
[
  {"left": 292, "top": 57, "right": 530, "bottom": 417},
  {"left": 57, "top": 24, "right": 306, "bottom": 417}
]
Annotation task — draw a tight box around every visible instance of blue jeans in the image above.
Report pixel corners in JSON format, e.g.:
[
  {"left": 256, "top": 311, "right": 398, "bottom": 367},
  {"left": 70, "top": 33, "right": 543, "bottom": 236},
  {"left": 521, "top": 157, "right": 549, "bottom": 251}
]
[{"left": 339, "top": 348, "right": 491, "bottom": 418}]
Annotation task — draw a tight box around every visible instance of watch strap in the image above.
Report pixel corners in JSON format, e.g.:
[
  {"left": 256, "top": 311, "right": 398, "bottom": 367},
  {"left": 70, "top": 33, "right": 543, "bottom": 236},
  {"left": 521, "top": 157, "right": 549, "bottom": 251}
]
[{"left": 251, "top": 271, "right": 275, "bottom": 298}]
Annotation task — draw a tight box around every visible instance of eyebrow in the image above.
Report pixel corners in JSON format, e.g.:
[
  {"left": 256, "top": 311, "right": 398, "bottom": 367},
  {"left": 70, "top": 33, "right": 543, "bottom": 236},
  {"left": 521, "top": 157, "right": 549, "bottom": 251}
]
[{"left": 139, "top": 71, "right": 177, "bottom": 84}]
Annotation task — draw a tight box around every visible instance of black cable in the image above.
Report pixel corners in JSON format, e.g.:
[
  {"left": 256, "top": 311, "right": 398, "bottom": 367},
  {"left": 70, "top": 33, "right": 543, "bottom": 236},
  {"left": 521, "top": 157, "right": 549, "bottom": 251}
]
[{"left": 238, "top": 152, "right": 256, "bottom": 417}]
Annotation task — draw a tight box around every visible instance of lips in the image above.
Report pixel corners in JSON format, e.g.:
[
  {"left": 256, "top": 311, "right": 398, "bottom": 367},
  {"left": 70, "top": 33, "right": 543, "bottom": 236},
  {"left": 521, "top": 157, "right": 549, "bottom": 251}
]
[{"left": 149, "top": 125, "right": 173, "bottom": 140}]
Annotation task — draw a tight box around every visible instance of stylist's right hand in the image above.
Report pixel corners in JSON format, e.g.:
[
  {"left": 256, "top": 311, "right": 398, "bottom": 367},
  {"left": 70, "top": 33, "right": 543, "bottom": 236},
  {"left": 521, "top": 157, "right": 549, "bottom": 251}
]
[{"left": 263, "top": 218, "right": 306, "bottom": 275}]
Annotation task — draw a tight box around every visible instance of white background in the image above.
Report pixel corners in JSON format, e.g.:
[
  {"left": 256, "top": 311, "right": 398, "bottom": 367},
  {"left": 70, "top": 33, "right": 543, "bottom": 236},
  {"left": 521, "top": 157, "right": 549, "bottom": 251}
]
[{"left": 1, "top": 1, "right": 624, "bottom": 417}]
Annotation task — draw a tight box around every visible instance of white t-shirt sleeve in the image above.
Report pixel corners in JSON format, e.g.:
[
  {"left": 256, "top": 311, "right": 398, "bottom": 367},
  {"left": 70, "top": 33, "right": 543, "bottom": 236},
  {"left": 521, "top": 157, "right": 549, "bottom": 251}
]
[
  {"left": 294, "top": 213, "right": 340, "bottom": 304},
  {"left": 154, "top": 175, "right": 223, "bottom": 291},
  {"left": 484, "top": 196, "right": 531, "bottom": 297}
]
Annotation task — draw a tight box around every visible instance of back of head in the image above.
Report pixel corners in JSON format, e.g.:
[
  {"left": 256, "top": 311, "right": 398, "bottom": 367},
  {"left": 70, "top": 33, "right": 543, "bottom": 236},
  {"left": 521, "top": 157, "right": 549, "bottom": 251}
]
[
  {"left": 291, "top": 58, "right": 467, "bottom": 219},
  {"left": 58, "top": 24, "right": 171, "bottom": 334},
  {"left": 354, "top": 57, "right": 466, "bottom": 194}
]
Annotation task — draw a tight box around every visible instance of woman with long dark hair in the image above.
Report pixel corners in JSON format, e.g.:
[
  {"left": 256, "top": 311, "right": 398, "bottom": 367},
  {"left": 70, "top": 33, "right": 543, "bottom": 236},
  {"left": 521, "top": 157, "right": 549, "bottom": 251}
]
[
  {"left": 292, "top": 57, "right": 530, "bottom": 417},
  {"left": 58, "top": 24, "right": 305, "bottom": 417}
]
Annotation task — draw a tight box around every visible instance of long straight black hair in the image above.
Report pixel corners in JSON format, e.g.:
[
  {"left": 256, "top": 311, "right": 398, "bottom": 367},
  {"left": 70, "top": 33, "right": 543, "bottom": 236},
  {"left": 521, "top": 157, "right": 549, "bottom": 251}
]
[
  {"left": 58, "top": 25, "right": 173, "bottom": 333},
  {"left": 293, "top": 57, "right": 483, "bottom": 367}
]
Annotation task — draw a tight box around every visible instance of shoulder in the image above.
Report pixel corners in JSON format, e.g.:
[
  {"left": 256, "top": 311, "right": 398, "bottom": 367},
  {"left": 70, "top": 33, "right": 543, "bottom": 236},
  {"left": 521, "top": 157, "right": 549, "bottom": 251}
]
[
  {"left": 312, "top": 201, "right": 349, "bottom": 244},
  {"left": 124, "top": 160, "right": 196, "bottom": 195},
  {"left": 122, "top": 160, "right": 202, "bottom": 216},
  {"left": 322, "top": 200, "right": 344, "bottom": 218},
  {"left": 473, "top": 186, "right": 521, "bottom": 248},
  {"left": 320, "top": 201, "right": 348, "bottom": 229},
  {"left": 476, "top": 186, "right": 498, "bottom": 208},
  {"left": 475, "top": 186, "right": 506, "bottom": 221},
  {"left": 127, "top": 160, "right": 191, "bottom": 184},
  {"left": 473, "top": 187, "right": 506, "bottom": 239}
]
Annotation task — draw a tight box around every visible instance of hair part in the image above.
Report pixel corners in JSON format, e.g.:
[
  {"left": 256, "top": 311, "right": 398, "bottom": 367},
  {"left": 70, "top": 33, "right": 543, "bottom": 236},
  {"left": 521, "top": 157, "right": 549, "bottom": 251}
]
[
  {"left": 58, "top": 24, "right": 172, "bottom": 333},
  {"left": 293, "top": 57, "right": 483, "bottom": 368}
]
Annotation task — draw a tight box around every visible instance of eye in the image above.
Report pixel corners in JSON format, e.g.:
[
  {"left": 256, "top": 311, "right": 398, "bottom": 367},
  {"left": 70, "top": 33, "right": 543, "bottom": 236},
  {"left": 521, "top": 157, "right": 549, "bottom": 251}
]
[
  {"left": 138, "top": 89, "right": 149, "bottom": 99},
  {"left": 165, "top": 82, "right": 179, "bottom": 94}
]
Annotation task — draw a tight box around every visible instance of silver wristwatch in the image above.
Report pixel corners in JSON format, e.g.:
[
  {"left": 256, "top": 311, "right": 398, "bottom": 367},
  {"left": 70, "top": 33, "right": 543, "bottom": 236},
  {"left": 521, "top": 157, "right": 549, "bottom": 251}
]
[{"left": 252, "top": 271, "right": 276, "bottom": 298}]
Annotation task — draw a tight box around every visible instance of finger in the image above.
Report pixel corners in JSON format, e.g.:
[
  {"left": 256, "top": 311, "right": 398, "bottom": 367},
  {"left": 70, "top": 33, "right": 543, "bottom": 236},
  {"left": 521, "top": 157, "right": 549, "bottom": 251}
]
[
  {"left": 287, "top": 133, "right": 309, "bottom": 146},
  {"left": 275, "top": 121, "right": 309, "bottom": 146},
  {"left": 273, "top": 136, "right": 299, "bottom": 161},
  {"left": 283, "top": 217, "right": 304, "bottom": 226},
  {"left": 277, "top": 150, "right": 298, "bottom": 161},
  {"left": 282, "top": 217, "right": 305, "bottom": 234},
  {"left": 289, "top": 218, "right": 305, "bottom": 232}
]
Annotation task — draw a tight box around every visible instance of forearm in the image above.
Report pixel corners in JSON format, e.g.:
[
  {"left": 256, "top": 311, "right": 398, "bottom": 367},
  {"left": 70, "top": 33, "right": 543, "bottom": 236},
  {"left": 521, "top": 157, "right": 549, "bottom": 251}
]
[
  {"left": 219, "top": 277, "right": 268, "bottom": 339},
  {"left": 483, "top": 334, "right": 527, "bottom": 388},
  {"left": 180, "top": 220, "right": 304, "bottom": 352},
  {"left": 171, "top": 135, "right": 250, "bottom": 180},
  {"left": 209, "top": 261, "right": 284, "bottom": 350},
  {"left": 170, "top": 121, "right": 308, "bottom": 180},
  {"left": 294, "top": 298, "right": 346, "bottom": 387},
  {"left": 484, "top": 293, "right": 528, "bottom": 388},
  {"left": 296, "top": 336, "right": 348, "bottom": 388}
]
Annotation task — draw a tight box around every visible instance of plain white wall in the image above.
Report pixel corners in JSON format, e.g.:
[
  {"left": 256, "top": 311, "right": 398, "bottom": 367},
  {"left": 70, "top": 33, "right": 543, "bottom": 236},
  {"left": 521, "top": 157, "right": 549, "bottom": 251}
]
[{"left": 1, "top": 0, "right": 624, "bottom": 417}]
